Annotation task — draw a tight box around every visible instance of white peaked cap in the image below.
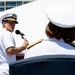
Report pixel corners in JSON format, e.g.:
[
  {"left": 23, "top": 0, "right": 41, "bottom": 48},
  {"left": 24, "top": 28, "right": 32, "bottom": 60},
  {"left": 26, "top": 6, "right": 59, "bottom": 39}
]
[
  {"left": 0, "top": 13, "right": 18, "bottom": 23},
  {"left": 46, "top": 2, "right": 75, "bottom": 28}
]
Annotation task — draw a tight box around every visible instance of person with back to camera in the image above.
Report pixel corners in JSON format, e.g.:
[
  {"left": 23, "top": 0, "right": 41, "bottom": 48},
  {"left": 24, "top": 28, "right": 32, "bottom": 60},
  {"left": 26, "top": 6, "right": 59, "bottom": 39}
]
[
  {"left": 24, "top": 2, "right": 75, "bottom": 59},
  {"left": 0, "top": 13, "right": 29, "bottom": 75}
]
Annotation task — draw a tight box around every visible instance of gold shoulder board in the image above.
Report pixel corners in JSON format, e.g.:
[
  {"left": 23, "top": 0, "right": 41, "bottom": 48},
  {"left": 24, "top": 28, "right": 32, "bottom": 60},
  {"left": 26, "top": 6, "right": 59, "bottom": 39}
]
[
  {"left": 27, "top": 39, "right": 43, "bottom": 49},
  {"left": 69, "top": 42, "right": 75, "bottom": 47}
]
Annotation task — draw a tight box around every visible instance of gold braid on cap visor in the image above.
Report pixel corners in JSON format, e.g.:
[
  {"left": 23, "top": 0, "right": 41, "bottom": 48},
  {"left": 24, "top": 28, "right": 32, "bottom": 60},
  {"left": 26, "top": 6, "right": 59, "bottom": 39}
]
[{"left": 3, "top": 18, "right": 16, "bottom": 21}]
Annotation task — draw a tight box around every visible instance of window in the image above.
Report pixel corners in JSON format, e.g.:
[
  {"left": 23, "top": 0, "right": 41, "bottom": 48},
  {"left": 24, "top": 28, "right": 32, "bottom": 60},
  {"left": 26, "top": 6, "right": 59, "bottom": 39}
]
[
  {"left": 24, "top": 1, "right": 31, "bottom": 4},
  {"left": 0, "top": 1, "right": 32, "bottom": 12},
  {"left": 6, "top": 1, "right": 16, "bottom": 6},
  {"left": 6, "top": 7, "right": 13, "bottom": 10},
  {"left": 16, "top": 1, "right": 22, "bottom": 6},
  {"left": 0, "top": 8, "right": 4, "bottom": 11},
  {"left": 0, "top": 2, "right": 4, "bottom": 6}
]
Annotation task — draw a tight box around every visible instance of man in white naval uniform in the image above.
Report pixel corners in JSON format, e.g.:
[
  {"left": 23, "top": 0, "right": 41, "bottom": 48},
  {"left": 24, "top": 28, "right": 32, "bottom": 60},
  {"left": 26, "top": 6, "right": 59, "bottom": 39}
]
[
  {"left": 0, "top": 13, "right": 29, "bottom": 75},
  {"left": 24, "top": 3, "right": 75, "bottom": 59}
]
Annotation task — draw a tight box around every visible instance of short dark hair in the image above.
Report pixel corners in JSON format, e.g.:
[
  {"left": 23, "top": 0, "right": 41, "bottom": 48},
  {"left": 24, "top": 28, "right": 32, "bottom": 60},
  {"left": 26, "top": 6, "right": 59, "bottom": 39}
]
[{"left": 45, "top": 22, "right": 75, "bottom": 43}]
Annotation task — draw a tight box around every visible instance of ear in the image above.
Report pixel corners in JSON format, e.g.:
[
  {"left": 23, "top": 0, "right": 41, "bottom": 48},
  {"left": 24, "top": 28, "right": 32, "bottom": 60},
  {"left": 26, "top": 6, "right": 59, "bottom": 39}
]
[{"left": 2, "top": 22, "right": 6, "bottom": 27}]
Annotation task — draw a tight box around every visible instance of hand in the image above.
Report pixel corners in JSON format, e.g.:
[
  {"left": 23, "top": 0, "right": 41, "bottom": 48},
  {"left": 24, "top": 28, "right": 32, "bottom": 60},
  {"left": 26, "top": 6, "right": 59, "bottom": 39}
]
[{"left": 22, "top": 38, "right": 29, "bottom": 49}]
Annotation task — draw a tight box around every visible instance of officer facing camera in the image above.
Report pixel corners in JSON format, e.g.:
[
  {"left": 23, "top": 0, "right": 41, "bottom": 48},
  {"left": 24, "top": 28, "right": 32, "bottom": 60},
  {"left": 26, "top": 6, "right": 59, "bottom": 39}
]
[{"left": 0, "top": 13, "right": 29, "bottom": 75}]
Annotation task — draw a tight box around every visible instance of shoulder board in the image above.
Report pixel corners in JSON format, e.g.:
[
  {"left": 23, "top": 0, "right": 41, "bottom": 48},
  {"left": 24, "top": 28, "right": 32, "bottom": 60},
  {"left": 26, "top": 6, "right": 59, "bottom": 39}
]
[
  {"left": 27, "top": 39, "right": 43, "bottom": 49},
  {"left": 69, "top": 42, "right": 75, "bottom": 47}
]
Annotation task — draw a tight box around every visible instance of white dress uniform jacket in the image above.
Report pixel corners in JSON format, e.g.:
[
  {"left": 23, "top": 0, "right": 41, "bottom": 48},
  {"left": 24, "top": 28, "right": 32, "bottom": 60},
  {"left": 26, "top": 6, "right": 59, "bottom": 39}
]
[
  {"left": 0, "top": 28, "right": 16, "bottom": 75},
  {"left": 25, "top": 38, "right": 75, "bottom": 59}
]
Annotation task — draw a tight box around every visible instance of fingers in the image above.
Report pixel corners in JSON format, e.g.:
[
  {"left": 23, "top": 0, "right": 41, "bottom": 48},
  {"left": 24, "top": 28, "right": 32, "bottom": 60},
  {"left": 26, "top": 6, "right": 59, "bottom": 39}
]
[
  {"left": 24, "top": 38, "right": 29, "bottom": 43},
  {"left": 24, "top": 38, "right": 29, "bottom": 46},
  {"left": 24, "top": 38, "right": 29, "bottom": 44}
]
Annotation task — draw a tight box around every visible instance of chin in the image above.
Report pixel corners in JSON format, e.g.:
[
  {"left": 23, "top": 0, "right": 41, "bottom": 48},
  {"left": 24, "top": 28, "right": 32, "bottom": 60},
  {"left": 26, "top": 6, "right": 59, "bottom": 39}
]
[{"left": 9, "top": 30, "right": 14, "bottom": 32}]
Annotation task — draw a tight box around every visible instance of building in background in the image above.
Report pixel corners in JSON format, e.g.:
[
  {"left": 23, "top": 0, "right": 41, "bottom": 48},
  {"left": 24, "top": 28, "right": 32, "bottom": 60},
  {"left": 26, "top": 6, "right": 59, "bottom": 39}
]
[{"left": 0, "top": 0, "right": 35, "bottom": 12}]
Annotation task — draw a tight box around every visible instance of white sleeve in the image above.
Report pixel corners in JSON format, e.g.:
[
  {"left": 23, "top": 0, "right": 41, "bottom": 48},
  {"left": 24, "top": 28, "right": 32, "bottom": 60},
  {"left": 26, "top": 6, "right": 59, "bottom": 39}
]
[{"left": 2, "top": 31, "right": 16, "bottom": 49}]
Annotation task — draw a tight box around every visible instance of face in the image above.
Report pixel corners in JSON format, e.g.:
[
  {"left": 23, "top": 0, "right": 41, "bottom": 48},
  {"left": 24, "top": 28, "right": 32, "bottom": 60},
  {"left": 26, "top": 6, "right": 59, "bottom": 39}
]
[{"left": 3, "top": 21, "right": 16, "bottom": 32}]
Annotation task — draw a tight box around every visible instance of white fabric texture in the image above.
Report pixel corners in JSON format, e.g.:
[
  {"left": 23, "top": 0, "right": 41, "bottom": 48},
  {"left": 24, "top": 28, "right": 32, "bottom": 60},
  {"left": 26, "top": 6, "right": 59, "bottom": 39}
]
[
  {"left": 46, "top": 2, "right": 75, "bottom": 28},
  {"left": 25, "top": 38, "right": 75, "bottom": 58},
  {"left": 0, "top": 28, "right": 16, "bottom": 75}
]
